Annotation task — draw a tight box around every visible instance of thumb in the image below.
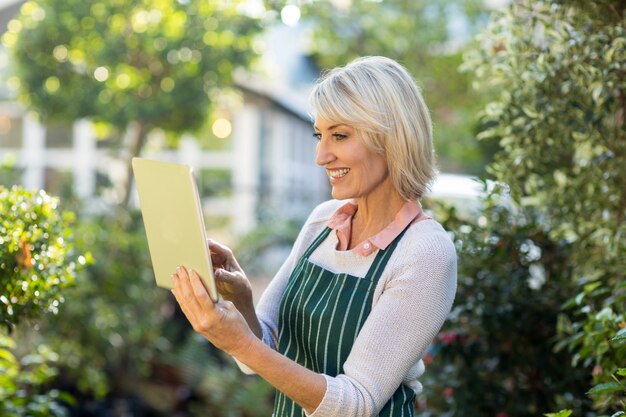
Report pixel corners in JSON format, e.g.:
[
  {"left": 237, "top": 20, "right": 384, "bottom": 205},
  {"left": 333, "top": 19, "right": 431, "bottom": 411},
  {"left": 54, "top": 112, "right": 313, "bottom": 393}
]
[{"left": 215, "top": 268, "right": 237, "bottom": 284}]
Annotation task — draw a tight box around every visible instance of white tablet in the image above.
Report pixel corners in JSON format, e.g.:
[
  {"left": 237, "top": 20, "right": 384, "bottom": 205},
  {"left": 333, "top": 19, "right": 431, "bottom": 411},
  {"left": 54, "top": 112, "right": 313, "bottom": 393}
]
[{"left": 132, "top": 157, "right": 218, "bottom": 301}]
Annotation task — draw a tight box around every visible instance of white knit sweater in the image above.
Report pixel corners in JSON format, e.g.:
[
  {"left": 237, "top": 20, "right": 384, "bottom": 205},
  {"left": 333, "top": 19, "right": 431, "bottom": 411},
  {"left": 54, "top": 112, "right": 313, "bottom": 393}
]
[{"left": 247, "top": 199, "right": 457, "bottom": 417}]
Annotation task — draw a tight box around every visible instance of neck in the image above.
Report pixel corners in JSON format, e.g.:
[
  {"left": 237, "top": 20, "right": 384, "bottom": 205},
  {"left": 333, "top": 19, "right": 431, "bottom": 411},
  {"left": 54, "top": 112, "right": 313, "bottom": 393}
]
[{"left": 352, "top": 181, "right": 406, "bottom": 236}]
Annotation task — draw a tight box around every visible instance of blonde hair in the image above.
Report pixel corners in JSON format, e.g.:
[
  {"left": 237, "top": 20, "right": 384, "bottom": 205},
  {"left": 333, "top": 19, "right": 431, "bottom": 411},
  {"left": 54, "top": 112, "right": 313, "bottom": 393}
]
[{"left": 309, "top": 56, "right": 435, "bottom": 201}]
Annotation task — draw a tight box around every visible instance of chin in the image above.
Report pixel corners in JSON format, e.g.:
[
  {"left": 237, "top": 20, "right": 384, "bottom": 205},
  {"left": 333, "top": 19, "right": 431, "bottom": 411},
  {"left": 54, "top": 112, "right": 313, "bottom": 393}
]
[
  {"left": 330, "top": 188, "right": 348, "bottom": 201},
  {"left": 331, "top": 188, "right": 355, "bottom": 201}
]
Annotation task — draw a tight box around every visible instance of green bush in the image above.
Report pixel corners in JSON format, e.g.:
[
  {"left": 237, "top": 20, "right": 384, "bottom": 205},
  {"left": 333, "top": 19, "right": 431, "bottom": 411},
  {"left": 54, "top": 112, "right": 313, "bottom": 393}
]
[
  {"left": 449, "top": 0, "right": 626, "bottom": 414},
  {"left": 0, "top": 185, "right": 83, "bottom": 416},
  {"left": 421, "top": 193, "right": 592, "bottom": 416},
  {"left": 32, "top": 207, "right": 275, "bottom": 415},
  {"left": 0, "top": 186, "right": 84, "bottom": 329},
  {"left": 0, "top": 334, "right": 72, "bottom": 417},
  {"left": 38, "top": 209, "right": 171, "bottom": 399},
  {"left": 166, "top": 335, "right": 274, "bottom": 417}
]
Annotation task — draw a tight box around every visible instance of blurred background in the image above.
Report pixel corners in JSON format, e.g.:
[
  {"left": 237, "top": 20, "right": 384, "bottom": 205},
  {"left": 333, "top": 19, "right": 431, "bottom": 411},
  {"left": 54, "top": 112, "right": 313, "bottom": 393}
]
[{"left": 0, "top": 0, "right": 624, "bottom": 416}]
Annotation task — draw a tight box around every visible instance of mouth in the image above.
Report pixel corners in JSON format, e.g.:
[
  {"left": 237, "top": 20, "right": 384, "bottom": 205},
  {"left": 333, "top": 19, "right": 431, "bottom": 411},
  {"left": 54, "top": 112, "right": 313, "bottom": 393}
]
[{"left": 327, "top": 168, "right": 350, "bottom": 179}]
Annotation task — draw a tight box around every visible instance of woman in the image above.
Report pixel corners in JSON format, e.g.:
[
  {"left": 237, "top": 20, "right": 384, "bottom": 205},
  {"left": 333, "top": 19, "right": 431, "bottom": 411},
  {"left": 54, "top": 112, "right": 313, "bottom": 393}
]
[{"left": 171, "top": 56, "right": 457, "bottom": 417}]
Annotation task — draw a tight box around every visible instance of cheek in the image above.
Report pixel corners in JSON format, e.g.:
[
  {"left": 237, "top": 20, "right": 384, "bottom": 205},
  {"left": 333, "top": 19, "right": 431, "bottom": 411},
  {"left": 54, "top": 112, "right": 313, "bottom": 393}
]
[{"left": 363, "top": 155, "right": 388, "bottom": 179}]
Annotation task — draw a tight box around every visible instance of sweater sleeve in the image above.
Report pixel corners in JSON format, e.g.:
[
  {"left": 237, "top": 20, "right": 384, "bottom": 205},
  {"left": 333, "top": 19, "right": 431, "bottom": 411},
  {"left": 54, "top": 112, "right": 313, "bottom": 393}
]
[{"left": 307, "top": 224, "right": 457, "bottom": 417}]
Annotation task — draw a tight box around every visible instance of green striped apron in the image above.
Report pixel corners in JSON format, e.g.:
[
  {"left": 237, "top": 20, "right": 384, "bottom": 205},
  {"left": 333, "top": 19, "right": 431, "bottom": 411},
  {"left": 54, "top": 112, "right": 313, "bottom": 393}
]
[{"left": 273, "top": 226, "right": 415, "bottom": 417}]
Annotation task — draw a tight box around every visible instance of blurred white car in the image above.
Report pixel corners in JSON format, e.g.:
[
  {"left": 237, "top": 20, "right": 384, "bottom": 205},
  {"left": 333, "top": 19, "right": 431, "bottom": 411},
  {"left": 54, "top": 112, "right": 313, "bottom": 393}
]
[{"left": 425, "top": 173, "right": 484, "bottom": 216}]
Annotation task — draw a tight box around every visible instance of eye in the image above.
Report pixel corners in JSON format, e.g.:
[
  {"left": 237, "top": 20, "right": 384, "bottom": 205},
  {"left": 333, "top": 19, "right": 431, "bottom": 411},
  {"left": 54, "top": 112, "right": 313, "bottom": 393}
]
[
  {"left": 312, "top": 132, "right": 322, "bottom": 141},
  {"left": 332, "top": 133, "right": 348, "bottom": 141}
]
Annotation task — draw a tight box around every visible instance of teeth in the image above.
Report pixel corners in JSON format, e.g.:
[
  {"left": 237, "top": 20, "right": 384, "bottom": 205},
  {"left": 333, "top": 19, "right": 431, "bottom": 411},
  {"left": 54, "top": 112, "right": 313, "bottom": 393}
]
[{"left": 328, "top": 168, "right": 350, "bottom": 178}]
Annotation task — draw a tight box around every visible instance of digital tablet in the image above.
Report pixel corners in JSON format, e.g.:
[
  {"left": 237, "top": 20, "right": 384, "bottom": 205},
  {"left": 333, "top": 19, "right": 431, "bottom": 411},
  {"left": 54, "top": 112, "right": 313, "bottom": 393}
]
[{"left": 132, "top": 157, "right": 218, "bottom": 301}]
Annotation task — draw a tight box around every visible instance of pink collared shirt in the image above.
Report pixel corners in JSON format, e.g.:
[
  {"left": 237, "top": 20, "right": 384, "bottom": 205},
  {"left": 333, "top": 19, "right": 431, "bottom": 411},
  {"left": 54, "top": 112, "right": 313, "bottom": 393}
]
[{"left": 326, "top": 200, "right": 431, "bottom": 256}]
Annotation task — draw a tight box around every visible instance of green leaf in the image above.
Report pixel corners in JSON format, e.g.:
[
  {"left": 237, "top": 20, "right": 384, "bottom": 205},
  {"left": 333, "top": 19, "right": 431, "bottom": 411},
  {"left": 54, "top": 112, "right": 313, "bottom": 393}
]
[
  {"left": 595, "top": 307, "right": 615, "bottom": 321},
  {"left": 587, "top": 382, "right": 624, "bottom": 395},
  {"left": 611, "top": 328, "right": 626, "bottom": 342},
  {"left": 0, "top": 348, "right": 17, "bottom": 364},
  {"left": 616, "top": 368, "right": 626, "bottom": 377},
  {"left": 522, "top": 105, "right": 539, "bottom": 118}
]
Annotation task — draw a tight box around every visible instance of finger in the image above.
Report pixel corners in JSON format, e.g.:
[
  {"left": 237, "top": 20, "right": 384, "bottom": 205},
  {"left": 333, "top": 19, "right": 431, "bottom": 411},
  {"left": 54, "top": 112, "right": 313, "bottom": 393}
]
[
  {"left": 207, "top": 239, "right": 226, "bottom": 267},
  {"left": 207, "top": 239, "right": 236, "bottom": 265},
  {"left": 215, "top": 268, "right": 234, "bottom": 284},
  {"left": 171, "top": 272, "right": 181, "bottom": 290},
  {"left": 215, "top": 269, "right": 235, "bottom": 294},
  {"left": 171, "top": 280, "right": 200, "bottom": 325},
  {"left": 207, "top": 238, "right": 231, "bottom": 253},
  {"left": 173, "top": 267, "right": 203, "bottom": 319},
  {"left": 176, "top": 266, "right": 195, "bottom": 299},
  {"left": 189, "top": 269, "right": 215, "bottom": 307}
]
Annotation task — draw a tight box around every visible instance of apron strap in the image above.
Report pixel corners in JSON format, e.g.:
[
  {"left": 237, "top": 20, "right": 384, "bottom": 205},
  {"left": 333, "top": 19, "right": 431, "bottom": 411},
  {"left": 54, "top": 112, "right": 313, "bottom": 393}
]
[{"left": 363, "top": 220, "right": 413, "bottom": 282}]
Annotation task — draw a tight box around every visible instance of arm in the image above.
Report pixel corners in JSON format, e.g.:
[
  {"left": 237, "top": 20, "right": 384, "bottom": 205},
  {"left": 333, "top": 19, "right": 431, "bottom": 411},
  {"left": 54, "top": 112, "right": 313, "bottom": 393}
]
[{"left": 171, "top": 266, "right": 326, "bottom": 414}]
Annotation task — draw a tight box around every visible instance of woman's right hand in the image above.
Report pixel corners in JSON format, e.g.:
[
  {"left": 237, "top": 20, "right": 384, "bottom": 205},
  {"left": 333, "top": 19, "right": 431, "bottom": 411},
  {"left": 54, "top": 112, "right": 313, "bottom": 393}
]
[{"left": 207, "top": 239, "right": 253, "bottom": 308}]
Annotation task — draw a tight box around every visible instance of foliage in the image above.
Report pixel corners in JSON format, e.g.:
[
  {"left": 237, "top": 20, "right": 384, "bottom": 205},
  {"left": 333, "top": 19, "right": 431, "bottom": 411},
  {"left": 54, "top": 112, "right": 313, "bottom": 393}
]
[
  {"left": 300, "top": 0, "right": 495, "bottom": 175},
  {"left": 0, "top": 155, "right": 22, "bottom": 187},
  {"left": 0, "top": 185, "right": 83, "bottom": 416},
  {"left": 39, "top": 208, "right": 172, "bottom": 399},
  {"left": 0, "top": 186, "right": 84, "bottom": 330},
  {"left": 421, "top": 193, "right": 592, "bottom": 417},
  {"left": 29, "top": 207, "right": 275, "bottom": 415},
  {"left": 3, "top": 0, "right": 261, "bottom": 132},
  {"left": 545, "top": 410, "right": 574, "bottom": 417},
  {"left": 460, "top": 0, "right": 626, "bottom": 413},
  {"left": 165, "top": 335, "right": 274, "bottom": 417},
  {"left": 2, "top": 0, "right": 264, "bottom": 203},
  {"left": 0, "top": 334, "right": 72, "bottom": 417}
]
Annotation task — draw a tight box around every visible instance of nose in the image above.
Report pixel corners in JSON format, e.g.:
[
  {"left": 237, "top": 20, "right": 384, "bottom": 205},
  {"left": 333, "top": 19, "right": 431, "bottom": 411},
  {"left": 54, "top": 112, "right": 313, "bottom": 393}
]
[{"left": 315, "top": 137, "right": 335, "bottom": 167}]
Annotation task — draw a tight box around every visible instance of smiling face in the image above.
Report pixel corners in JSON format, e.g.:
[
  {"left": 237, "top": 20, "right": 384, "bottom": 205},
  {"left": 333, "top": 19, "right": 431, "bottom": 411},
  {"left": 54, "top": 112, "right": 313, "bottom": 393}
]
[{"left": 314, "top": 117, "right": 393, "bottom": 202}]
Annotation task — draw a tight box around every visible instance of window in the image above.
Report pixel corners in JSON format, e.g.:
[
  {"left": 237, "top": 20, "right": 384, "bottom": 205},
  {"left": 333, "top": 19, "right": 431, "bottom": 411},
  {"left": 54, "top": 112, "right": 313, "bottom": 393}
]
[
  {"left": 44, "top": 168, "right": 73, "bottom": 199},
  {"left": 46, "top": 122, "right": 73, "bottom": 148}
]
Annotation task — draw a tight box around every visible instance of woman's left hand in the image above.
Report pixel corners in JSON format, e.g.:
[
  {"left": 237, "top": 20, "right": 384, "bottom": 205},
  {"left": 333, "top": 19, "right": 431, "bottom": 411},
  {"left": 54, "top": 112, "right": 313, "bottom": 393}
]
[{"left": 171, "top": 265, "right": 255, "bottom": 358}]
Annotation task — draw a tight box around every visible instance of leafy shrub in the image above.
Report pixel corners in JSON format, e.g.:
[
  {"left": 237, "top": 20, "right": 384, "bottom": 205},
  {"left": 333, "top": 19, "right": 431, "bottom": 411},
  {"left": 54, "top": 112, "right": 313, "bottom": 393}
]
[
  {"left": 33, "top": 208, "right": 276, "bottom": 416},
  {"left": 39, "top": 209, "right": 172, "bottom": 399},
  {"left": 0, "top": 186, "right": 84, "bottom": 330},
  {"left": 420, "top": 193, "right": 592, "bottom": 417},
  {"left": 0, "top": 334, "right": 72, "bottom": 417},
  {"left": 454, "top": 0, "right": 626, "bottom": 413},
  {"left": 167, "top": 335, "right": 274, "bottom": 417},
  {"left": 0, "top": 185, "right": 83, "bottom": 416}
]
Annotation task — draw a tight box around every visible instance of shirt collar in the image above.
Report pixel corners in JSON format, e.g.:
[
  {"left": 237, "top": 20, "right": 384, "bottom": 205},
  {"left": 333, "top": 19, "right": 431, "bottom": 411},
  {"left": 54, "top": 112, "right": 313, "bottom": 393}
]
[{"left": 326, "top": 199, "right": 428, "bottom": 256}]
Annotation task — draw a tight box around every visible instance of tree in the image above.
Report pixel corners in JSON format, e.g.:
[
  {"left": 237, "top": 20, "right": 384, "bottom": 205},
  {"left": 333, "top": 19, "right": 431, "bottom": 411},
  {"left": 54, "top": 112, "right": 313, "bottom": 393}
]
[
  {"left": 2, "top": 0, "right": 262, "bottom": 204},
  {"left": 456, "top": 0, "right": 625, "bottom": 413},
  {"left": 300, "top": 0, "right": 495, "bottom": 175}
]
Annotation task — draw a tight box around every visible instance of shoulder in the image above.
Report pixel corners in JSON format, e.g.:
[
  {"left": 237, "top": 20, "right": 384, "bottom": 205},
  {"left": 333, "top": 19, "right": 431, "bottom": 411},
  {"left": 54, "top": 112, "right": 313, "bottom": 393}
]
[
  {"left": 387, "top": 219, "right": 457, "bottom": 280},
  {"left": 404, "top": 219, "right": 457, "bottom": 259}
]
